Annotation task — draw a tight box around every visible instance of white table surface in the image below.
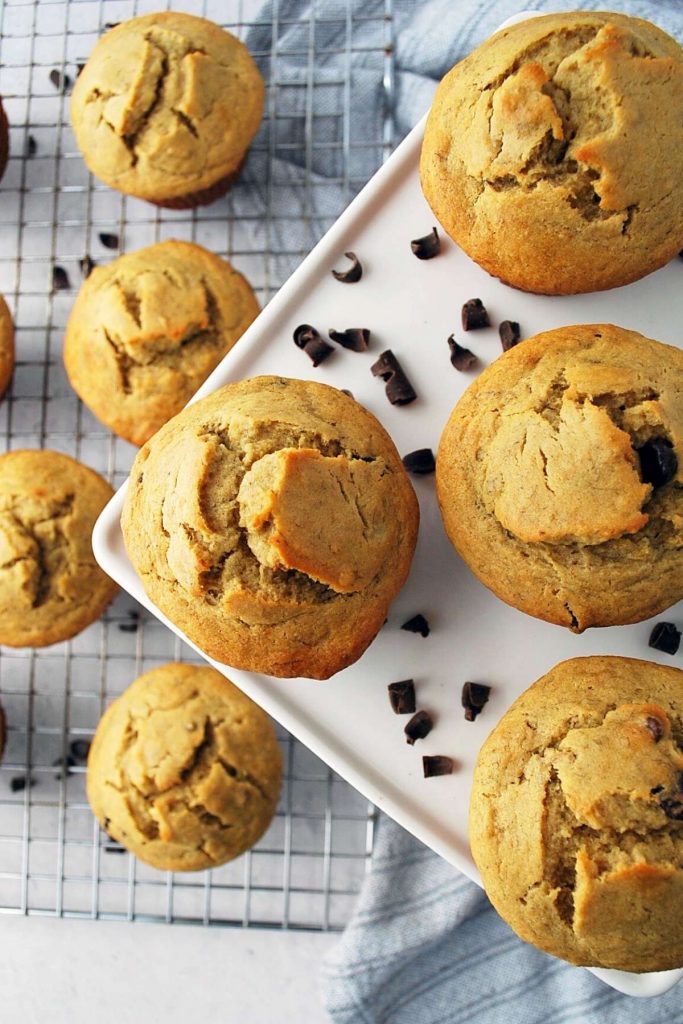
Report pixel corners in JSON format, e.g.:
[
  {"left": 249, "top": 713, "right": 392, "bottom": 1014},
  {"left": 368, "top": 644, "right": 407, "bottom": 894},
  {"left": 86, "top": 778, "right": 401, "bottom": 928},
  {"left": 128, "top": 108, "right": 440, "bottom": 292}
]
[{"left": 0, "top": 916, "right": 335, "bottom": 1023}]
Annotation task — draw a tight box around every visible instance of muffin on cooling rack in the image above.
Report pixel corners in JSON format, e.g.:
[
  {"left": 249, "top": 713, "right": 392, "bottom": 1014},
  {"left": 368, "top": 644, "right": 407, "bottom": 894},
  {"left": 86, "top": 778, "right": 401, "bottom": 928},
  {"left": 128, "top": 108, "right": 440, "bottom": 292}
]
[
  {"left": 470, "top": 656, "right": 683, "bottom": 972},
  {"left": 0, "top": 450, "right": 118, "bottom": 647},
  {"left": 121, "top": 376, "right": 420, "bottom": 679},
  {"left": 420, "top": 11, "right": 683, "bottom": 294},
  {"left": 436, "top": 324, "right": 683, "bottom": 631},
  {"left": 64, "top": 240, "right": 260, "bottom": 446},
  {"left": 87, "top": 662, "right": 282, "bottom": 871},
  {"left": 70, "top": 12, "right": 264, "bottom": 208},
  {"left": 0, "top": 96, "right": 9, "bottom": 183},
  {"left": 0, "top": 292, "right": 14, "bottom": 399}
]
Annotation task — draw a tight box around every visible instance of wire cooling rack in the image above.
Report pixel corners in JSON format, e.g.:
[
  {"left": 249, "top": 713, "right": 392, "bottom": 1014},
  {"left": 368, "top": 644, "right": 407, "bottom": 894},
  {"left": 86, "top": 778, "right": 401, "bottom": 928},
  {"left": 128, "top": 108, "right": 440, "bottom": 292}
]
[{"left": 0, "top": 0, "right": 394, "bottom": 929}]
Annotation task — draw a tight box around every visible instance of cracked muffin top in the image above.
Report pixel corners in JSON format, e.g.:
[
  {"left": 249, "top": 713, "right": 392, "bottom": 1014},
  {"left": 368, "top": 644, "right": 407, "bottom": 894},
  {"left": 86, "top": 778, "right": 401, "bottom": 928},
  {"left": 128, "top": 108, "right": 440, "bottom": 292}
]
[
  {"left": 420, "top": 11, "right": 683, "bottom": 294},
  {"left": 0, "top": 450, "right": 118, "bottom": 647},
  {"left": 436, "top": 324, "right": 683, "bottom": 631},
  {"left": 470, "top": 656, "right": 683, "bottom": 972},
  {"left": 0, "top": 292, "right": 14, "bottom": 400},
  {"left": 70, "top": 12, "right": 264, "bottom": 206},
  {"left": 87, "top": 662, "right": 282, "bottom": 871},
  {"left": 64, "top": 240, "right": 260, "bottom": 446},
  {"left": 121, "top": 376, "right": 420, "bottom": 679}
]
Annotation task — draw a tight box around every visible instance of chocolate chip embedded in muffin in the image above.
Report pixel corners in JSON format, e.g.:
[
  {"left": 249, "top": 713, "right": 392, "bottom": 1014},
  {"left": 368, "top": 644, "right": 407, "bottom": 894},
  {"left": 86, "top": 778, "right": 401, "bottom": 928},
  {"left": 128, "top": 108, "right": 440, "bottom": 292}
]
[{"left": 420, "top": 12, "right": 683, "bottom": 294}]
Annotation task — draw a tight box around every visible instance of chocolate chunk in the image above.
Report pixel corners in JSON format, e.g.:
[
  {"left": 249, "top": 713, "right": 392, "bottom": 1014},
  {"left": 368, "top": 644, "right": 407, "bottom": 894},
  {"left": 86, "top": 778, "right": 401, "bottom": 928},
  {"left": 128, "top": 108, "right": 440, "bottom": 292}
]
[
  {"left": 462, "top": 681, "right": 491, "bottom": 722},
  {"left": 80, "top": 255, "right": 96, "bottom": 278},
  {"left": 371, "top": 350, "right": 417, "bottom": 405},
  {"left": 332, "top": 251, "right": 362, "bottom": 283},
  {"left": 410, "top": 227, "right": 440, "bottom": 260},
  {"left": 422, "top": 755, "right": 454, "bottom": 778},
  {"left": 648, "top": 621, "right": 681, "bottom": 656},
  {"left": 388, "top": 679, "right": 416, "bottom": 715},
  {"left": 98, "top": 232, "right": 119, "bottom": 250},
  {"left": 104, "top": 21, "right": 120, "bottom": 30},
  {"left": 405, "top": 710, "right": 433, "bottom": 745},
  {"left": 53, "top": 755, "right": 76, "bottom": 779},
  {"left": 651, "top": 785, "right": 664, "bottom": 795},
  {"left": 49, "top": 69, "right": 71, "bottom": 93},
  {"left": 660, "top": 798, "right": 683, "bottom": 821},
  {"left": 52, "top": 266, "right": 70, "bottom": 291},
  {"left": 447, "top": 335, "right": 477, "bottom": 372},
  {"left": 26, "top": 135, "right": 37, "bottom": 157},
  {"left": 637, "top": 439, "right": 677, "bottom": 488},
  {"left": 69, "top": 739, "right": 91, "bottom": 763},
  {"left": 293, "top": 324, "right": 334, "bottom": 367},
  {"left": 76, "top": 63, "right": 86, "bottom": 78},
  {"left": 104, "top": 842, "right": 126, "bottom": 853},
  {"left": 645, "top": 716, "right": 663, "bottom": 742},
  {"left": 401, "top": 614, "right": 430, "bottom": 638},
  {"left": 10, "top": 776, "right": 34, "bottom": 792},
  {"left": 499, "top": 320, "right": 521, "bottom": 352},
  {"left": 461, "top": 298, "right": 490, "bottom": 331},
  {"left": 328, "top": 328, "right": 370, "bottom": 352},
  {"left": 340, "top": 389, "right": 354, "bottom": 399},
  {"left": 402, "top": 449, "right": 435, "bottom": 475}
]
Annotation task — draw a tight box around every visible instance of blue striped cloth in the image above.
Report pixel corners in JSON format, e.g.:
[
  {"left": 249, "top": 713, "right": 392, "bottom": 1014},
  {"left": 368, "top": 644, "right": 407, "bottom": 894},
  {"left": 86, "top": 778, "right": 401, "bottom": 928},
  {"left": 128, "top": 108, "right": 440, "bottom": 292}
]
[{"left": 247, "top": 1, "right": 683, "bottom": 1019}]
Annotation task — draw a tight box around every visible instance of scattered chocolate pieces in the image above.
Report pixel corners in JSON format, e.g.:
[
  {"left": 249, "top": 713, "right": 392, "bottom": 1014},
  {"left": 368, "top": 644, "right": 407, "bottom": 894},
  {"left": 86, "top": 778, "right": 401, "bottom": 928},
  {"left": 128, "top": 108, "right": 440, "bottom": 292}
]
[
  {"left": 53, "top": 755, "right": 76, "bottom": 779},
  {"left": 637, "top": 439, "right": 677, "bottom": 488},
  {"left": 461, "top": 298, "right": 489, "bottom": 331},
  {"left": 402, "top": 449, "right": 435, "bottom": 475},
  {"left": 332, "top": 251, "right": 362, "bottom": 283},
  {"left": 410, "top": 227, "right": 440, "bottom": 260},
  {"left": 462, "top": 681, "right": 491, "bottom": 722},
  {"left": 104, "top": 21, "right": 120, "bottom": 30},
  {"left": 447, "top": 335, "right": 477, "bottom": 372},
  {"left": 104, "top": 842, "right": 126, "bottom": 853},
  {"left": 401, "top": 614, "right": 430, "bottom": 638},
  {"left": 328, "top": 328, "right": 370, "bottom": 352},
  {"left": 648, "top": 621, "right": 681, "bottom": 656},
  {"left": 98, "top": 232, "right": 119, "bottom": 250},
  {"left": 371, "top": 350, "right": 417, "bottom": 405},
  {"left": 340, "top": 389, "right": 354, "bottom": 399},
  {"left": 405, "top": 710, "right": 433, "bottom": 745},
  {"left": 69, "top": 739, "right": 91, "bottom": 763},
  {"left": 388, "top": 679, "right": 416, "bottom": 715},
  {"left": 10, "top": 776, "right": 34, "bottom": 793},
  {"left": 651, "top": 784, "right": 664, "bottom": 795},
  {"left": 52, "top": 265, "right": 70, "bottom": 291},
  {"left": 26, "top": 135, "right": 37, "bottom": 157},
  {"left": 76, "top": 63, "right": 86, "bottom": 78},
  {"left": 499, "top": 320, "right": 521, "bottom": 352},
  {"left": 293, "top": 324, "right": 334, "bottom": 367},
  {"left": 80, "top": 255, "right": 96, "bottom": 278},
  {"left": 118, "top": 609, "right": 139, "bottom": 633},
  {"left": 660, "top": 798, "right": 683, "bottom": 821},
  {"left": 422, "top": 755, "right": 454, "bottom": 778},
  {"left": 645, "top": 716, "right": 663, "bottom": 742},
  {"left": 49, "top": 69, "right": 71, "bottom": 93}
]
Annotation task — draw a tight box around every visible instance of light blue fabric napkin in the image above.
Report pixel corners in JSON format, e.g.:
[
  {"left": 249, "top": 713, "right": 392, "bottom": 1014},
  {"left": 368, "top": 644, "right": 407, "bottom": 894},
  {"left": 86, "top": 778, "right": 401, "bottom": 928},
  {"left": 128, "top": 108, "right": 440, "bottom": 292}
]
[{"left": 246, "top": 1, "right": 683, "bottom": 1019}]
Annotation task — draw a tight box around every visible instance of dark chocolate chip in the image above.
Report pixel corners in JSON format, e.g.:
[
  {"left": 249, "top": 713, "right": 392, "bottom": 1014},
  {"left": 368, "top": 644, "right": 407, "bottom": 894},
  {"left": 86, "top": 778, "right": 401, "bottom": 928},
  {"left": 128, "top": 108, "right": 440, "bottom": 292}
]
[
  {"left": 53, "top": 755, "right": 76, "bottom": 778},
  {"left": 52, "top": 265, "right": 70, "bottom": 291},
  {"left": 677, "top": 771, "right": 683, "bottom": 793},
  {"left": 118, "top": 618, "right": 139, "bottom": 633},
  {"left": 402, "top": 449, "right": 435, "bottom": 475},
  {"left": 328, "top": 328, "right": 370, "bottom": 352},
  {"left": 371, "top": 350, "right": 417, "bottom": 405},
  {"left": 332, "top": 251, "right": 362, "bottom": 283},
  {"left": 650, "top": 785, "right": 664, "bottom": 795},
  {"left": 293, "top": 324, "right": 334, "bottom": 367},
  {"left": 637, "top": 439, "right": 677, "bottom": 489},
  {"left": 645, "top": 716, "right": 663, "bottom": 742},
  {"left": 499, "top": 320, "right": 521, "bottom": 352},
  {"left": 10, "top": 776, "right": 34, "bottom": 792},
  {"left": 462, "top": 681, "right": 491, "bottom": 722},
  {"left": 648, "top": 621, "right": 681, "bottom": 656},
  {"left": 80, "top": 255, "right": 96, "bottom": 278},
  {"left": 76, "top": 62, "right": 86, "bottom": 78},
  {"left": 388, "top": 679, "right": 416, "bottom": 715},
  {"left": 340, "top": 389, "right": 354, "bottom": 399},
  {"left": 49, "top": 69, "right": 71, "bottom": 93},
  {"left": 461, "top": 298, "right": 490, "bottom": 331},
  {"left": 104, "top": 843, "right": 126, "bottom": 853},
  {"left": 26, "top": 135, "right": 37, "bottom": 157},
  {"left": 422, "top": 755, "right": 454, "bottom": 778},
  {"left": 660, "top": 798, "right": 683, "bottom": 821},
  {"left": 405, "top": 710, "right": 433, "bottom": 745},
  {"left": 401, "top": 614, "right": 430, "bottom": 638},
  {"left": 448, "top": 335, "right": 477, "bottom": 372},
  {"left": 98, "top": 232, "right": 120, "bottom": 250},
  {"left": 69, "top": 739, "right": 91, "bottom": 763},
  {"left": 104, "top": 22, "right": 120, "bottom": 30},
  {"left": 410, "top": 227, "right": 440, "bottom": 260}
]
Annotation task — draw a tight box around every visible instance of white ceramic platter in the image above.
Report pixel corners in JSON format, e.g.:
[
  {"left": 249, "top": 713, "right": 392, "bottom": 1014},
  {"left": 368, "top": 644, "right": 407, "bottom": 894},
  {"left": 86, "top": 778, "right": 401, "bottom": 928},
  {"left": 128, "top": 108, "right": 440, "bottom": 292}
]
[{"left": 92, "top": 15, "right": 683, "bottom": 999}]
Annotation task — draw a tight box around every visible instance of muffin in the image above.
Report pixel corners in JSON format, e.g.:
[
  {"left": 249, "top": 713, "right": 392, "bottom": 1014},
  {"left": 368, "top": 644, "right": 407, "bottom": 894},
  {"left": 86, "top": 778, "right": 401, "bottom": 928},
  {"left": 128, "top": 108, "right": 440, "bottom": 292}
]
[
  {"left": 0, "top": 96, "right": 8, "bottom": 183},
  {"left": 420, "top": 11, "right": 683, "bottom": 294},
  {"left": 0, "top": 698, "right": 5, "bottom": 764},
  {"left": 64, "top": 240, "right": 260, "bottom": 446},
  {"left": 0, "top": 450, "right": 118, "bottom": 647},
  {"left": 437, "top": 324, "right": 683, "bottom": 632},
  {"left": 87, "top": 662, "right": 282, "bottom": 871},
  {"left": 122, "top": 376, "right": 420, "bottom": 679},
  {"left": 0, "top": 292, "right": 14, "bottom": 399},
  {"left": 70, "top": 12, "right": 264, "bottom": 208},
  {"left": 470, "top": 656, "right": 683, "bottom": 972}
]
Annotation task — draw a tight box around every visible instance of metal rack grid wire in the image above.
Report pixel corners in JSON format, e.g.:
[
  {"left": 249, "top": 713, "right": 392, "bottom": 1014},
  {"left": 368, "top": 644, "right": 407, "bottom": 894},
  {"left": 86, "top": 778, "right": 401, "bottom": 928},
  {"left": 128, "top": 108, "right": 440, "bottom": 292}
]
[{"left": 0, "top": 0, "right": 395, "bottom": 929}]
